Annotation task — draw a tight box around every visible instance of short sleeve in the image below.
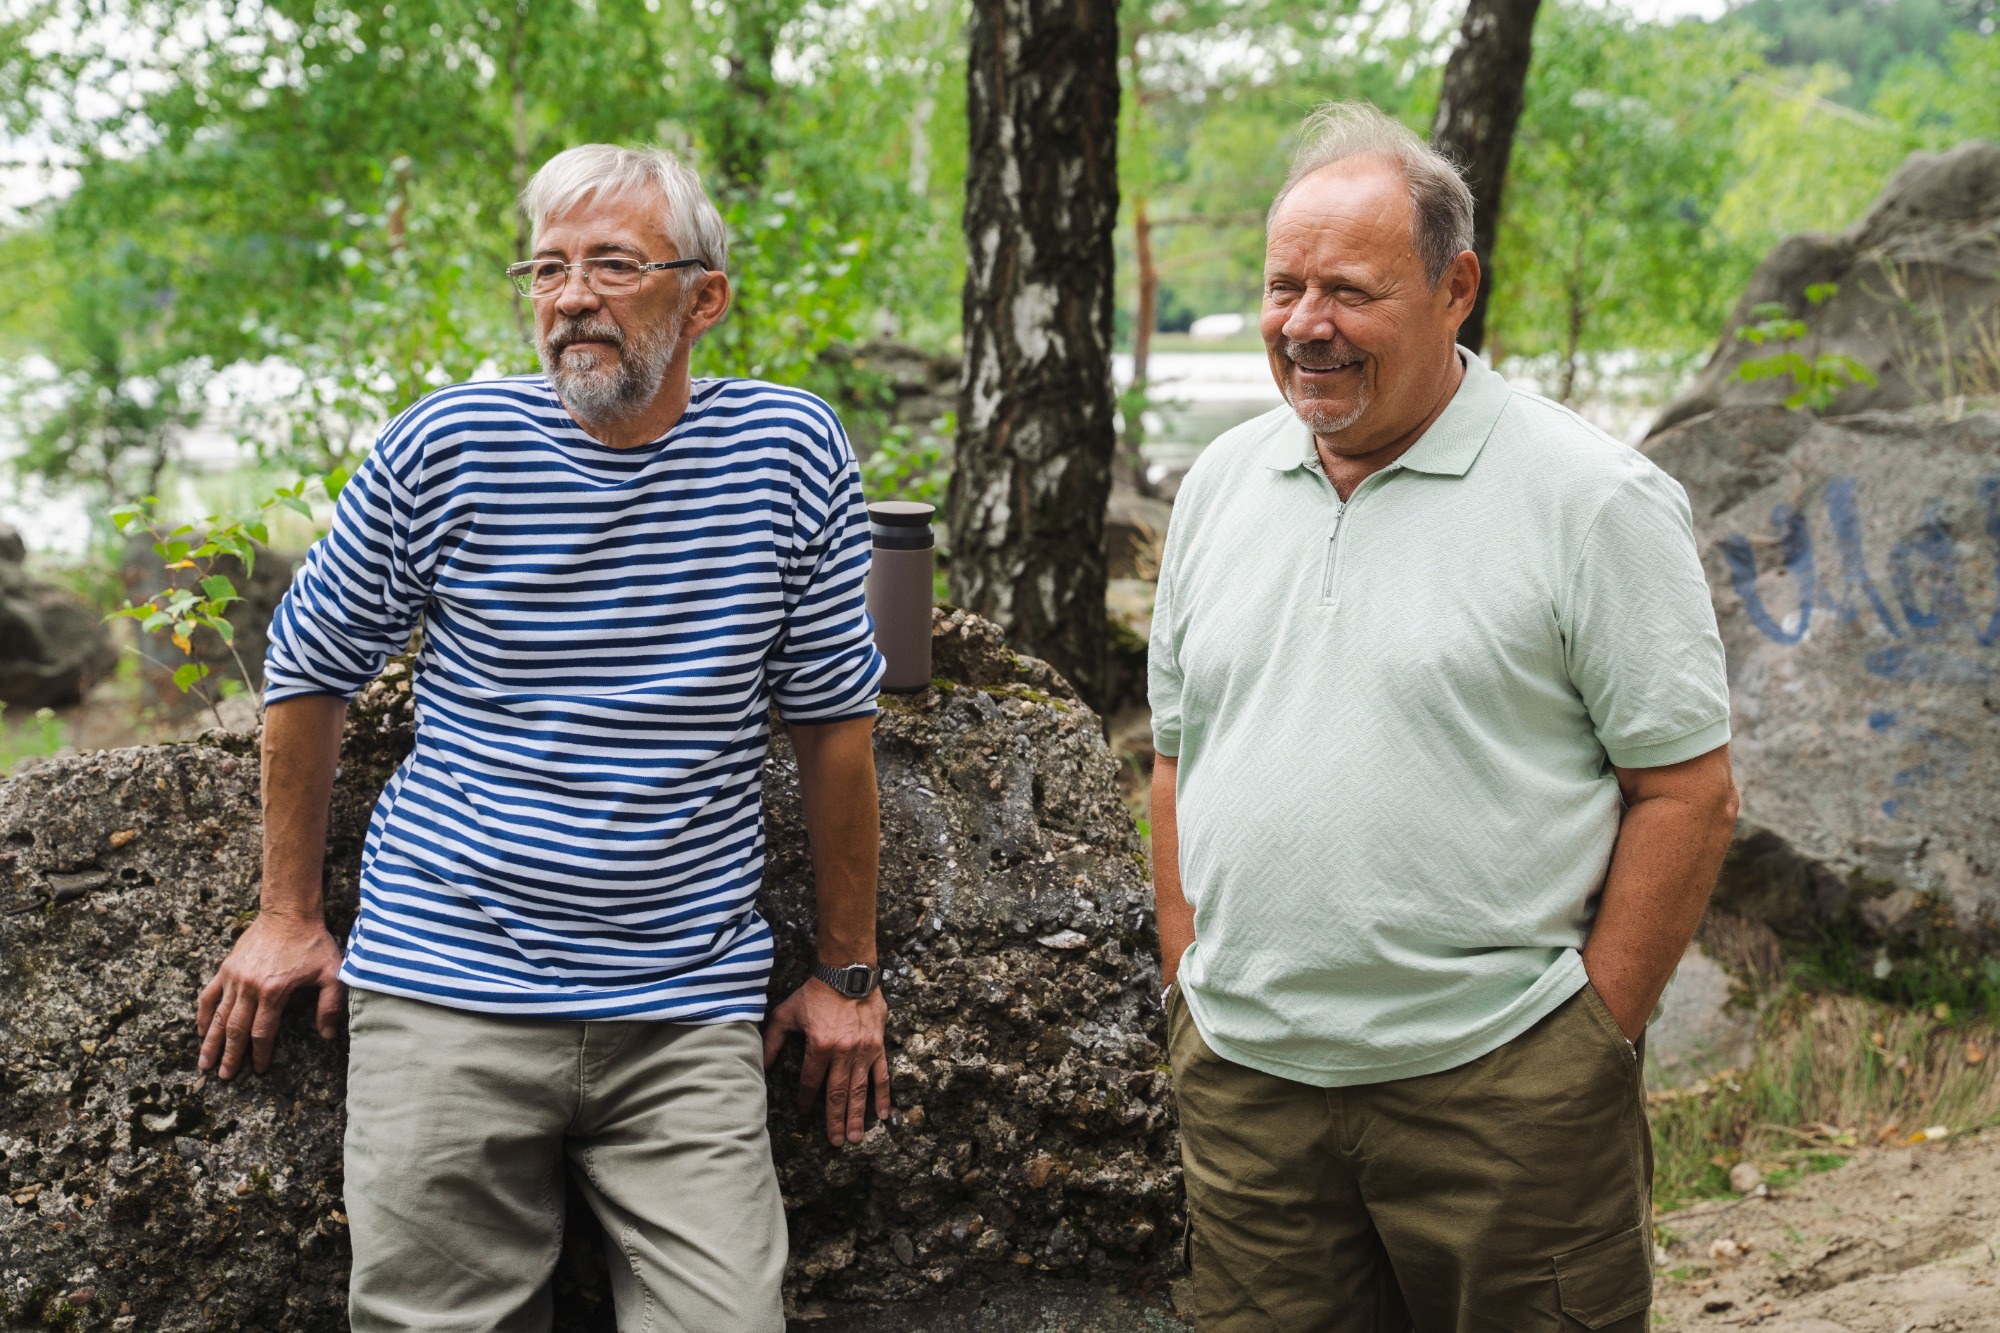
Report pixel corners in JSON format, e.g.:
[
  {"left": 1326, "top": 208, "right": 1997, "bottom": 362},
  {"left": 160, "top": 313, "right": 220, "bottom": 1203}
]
[
  {"left": 1562, "top": 467, "right": 1731, "bottom": 768},
  {"left": 263, "top": 434, "right": 430, "bottom": 704},
  {"left": 1148, "top": 539, "right": 1184, "bottom": 758},
  {"left": 765, "top": 418, "right": 885, "bottom": 723}
]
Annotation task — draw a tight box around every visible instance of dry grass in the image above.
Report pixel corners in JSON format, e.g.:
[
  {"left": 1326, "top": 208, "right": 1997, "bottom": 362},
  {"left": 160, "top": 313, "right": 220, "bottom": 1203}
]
[{"left": 1649, "top": 993, "right": 2000, "bottom": 1210}]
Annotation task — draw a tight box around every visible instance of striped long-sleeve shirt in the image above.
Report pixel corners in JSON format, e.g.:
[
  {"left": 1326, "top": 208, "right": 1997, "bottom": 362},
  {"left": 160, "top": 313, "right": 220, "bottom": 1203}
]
[{"left": 264, "top": 375, "right": 885, "bottom": 1021}]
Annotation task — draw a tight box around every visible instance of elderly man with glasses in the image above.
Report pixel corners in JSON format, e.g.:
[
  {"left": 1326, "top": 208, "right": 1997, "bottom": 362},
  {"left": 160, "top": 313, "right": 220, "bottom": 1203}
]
[{"left": 191, "top": 144, "right": 888, "bottom": 1331}]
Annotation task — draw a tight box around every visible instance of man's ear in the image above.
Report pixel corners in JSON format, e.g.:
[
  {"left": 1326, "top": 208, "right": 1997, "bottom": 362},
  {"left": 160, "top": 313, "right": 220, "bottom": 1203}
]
[
  {"left": 686, "top": 271, "right": 733, "bottom": 340},
  {"left": 1442, "top": 249, "right": 1480, "bottom": 327}
]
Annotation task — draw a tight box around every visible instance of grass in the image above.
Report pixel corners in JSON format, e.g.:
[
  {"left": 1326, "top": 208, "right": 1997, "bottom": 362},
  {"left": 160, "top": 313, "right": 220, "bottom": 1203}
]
[
  {"left": 1649, "top": 991, "right": 2000, "bottom": 1211},
  {"left": 0, "top": 701, "right": 67, "bottom": 774}
]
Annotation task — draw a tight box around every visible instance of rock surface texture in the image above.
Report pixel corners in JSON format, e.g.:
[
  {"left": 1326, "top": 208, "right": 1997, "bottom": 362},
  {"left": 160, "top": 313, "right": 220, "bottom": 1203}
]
[
  {"left": 1647, "top": 406, "right": 2000, "bottom": 961},
  {"left": 0, "top": 611, "right": 1186, "bottom": 1331},
  {"left": 1652, "top": 141, "right": 2000, "bottom": 435},
  {"left": 0, "top": 525, "right": 117, "bottom": 710}
]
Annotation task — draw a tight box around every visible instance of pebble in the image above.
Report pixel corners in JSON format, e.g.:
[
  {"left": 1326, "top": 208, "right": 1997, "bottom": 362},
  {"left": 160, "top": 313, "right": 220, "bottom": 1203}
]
[{"left": 1729, "top": 1161, "right": 1764, "bottom": 1194}]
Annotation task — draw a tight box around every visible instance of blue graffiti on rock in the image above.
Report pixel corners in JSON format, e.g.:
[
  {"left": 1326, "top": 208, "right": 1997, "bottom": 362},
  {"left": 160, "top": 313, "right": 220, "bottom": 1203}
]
[{"left": 1721, "top": 473, "right": 2000, "bottom": 681}]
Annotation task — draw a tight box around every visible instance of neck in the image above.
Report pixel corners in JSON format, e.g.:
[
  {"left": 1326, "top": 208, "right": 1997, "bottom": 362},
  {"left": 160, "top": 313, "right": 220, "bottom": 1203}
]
[
  {"left": 1314, "top": 346, "right": 1465, "bottom": 501},
  {"left": 568, "top": 355, "right": 695, "bottom": 450}
]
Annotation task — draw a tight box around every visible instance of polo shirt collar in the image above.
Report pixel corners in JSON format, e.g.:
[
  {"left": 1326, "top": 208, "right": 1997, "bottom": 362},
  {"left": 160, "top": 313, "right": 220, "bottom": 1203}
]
[{"left": 1260, "top": 346, "right": 1510, "bottom": 477}]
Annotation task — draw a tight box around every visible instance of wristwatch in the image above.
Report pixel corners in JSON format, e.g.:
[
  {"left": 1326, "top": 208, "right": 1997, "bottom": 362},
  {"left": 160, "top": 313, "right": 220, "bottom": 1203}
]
[{"left": 812, "top": 961, "right": 879, "bottom": 999}]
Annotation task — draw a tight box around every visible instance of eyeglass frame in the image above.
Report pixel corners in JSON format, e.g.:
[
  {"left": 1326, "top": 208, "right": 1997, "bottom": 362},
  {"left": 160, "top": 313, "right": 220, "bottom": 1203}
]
[{"left": 505, "top": 255, "right": 710, "bottom": 298}]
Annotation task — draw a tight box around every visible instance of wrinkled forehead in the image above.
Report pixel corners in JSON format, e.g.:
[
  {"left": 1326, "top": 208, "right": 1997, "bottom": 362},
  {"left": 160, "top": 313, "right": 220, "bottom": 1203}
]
[{"left": 1265, "top": 158, "right": 1418, "bottom": 269}]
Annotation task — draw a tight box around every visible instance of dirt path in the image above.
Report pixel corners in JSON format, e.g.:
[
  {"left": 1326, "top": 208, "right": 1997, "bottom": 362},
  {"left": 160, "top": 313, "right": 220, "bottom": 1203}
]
[{"left": 1653, "top": 1128, "right": 2000, "bottom": 1331}]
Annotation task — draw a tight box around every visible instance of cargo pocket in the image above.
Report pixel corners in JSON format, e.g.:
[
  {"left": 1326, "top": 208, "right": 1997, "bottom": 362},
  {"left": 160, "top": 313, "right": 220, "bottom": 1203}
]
[{"left": 1553, "top": 1225, "right": 1651, "bottom": 1329}]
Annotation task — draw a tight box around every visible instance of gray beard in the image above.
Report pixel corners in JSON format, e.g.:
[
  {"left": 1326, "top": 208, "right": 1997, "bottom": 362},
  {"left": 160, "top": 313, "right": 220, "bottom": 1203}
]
[
  {"left": 1280, "top": 337, "right": 1368, "bottom": 438},
  {"left": 538, "top": 314, "right": 679, "bottom": 427},
  {"left": 1289, "top": 389, "right": 1368, "bottom": 437}
]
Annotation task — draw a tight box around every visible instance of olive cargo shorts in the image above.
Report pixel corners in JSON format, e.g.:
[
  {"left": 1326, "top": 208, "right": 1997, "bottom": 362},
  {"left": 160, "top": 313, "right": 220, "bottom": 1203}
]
[
  {"left": 343, "top": 988, "right": 787, "bottom": 1333},
  {"left": 1169, "top": 984, "right": 1653, "bottom": 1332}
]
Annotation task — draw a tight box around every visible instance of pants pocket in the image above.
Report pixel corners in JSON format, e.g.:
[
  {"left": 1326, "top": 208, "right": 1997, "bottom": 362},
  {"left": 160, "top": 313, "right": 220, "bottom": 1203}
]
[
  {"left": 1553, "top": 1225, "right": 1651, "bottom": 1328},
  {"left": 1579, "top": 982, "right": 1638, "bottom": 1065}
]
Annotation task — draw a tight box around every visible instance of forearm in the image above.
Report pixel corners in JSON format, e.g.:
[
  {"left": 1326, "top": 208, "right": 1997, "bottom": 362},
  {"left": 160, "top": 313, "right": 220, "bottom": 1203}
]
[
  {"left": 1583, "top": 748, "right": 1739, "bottom": 1039},
  {"left": 788, "top": 716, "right": 881, "bottom": 966},
  {"left": 1150, "top": 755, "right": 1196, "bottom": 987},
  {"left": 259, "top": 695, "right": 348, "bottom": 921}
]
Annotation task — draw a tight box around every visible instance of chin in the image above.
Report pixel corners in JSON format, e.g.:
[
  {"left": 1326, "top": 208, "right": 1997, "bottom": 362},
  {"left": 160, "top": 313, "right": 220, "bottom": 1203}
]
[{"left": 1290, "top": 393, "right": 1368, "bottom": 437}]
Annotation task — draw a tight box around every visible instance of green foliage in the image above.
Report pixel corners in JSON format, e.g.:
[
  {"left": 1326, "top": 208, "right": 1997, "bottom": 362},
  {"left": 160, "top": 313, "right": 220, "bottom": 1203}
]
[
  {"left": 1486, "top": 5, "right": 1765, "bottom": 390},
  {"left": 107, "top": 472, "right": 346, "bottom": 723},
  {"left": 0, "top": 704, "right": 67, "bottom": 776},
  {"left": 1873, "top": 30, "right": 2000, "bottom": 146},
  {"left": 859, "top": 412, "right": 955, "bottom": 510},
  {"left": 1728, "top": 0, "right": 1988, "bottom": 107},
  {"left": 0, "top": 0, "right": 970, "bottom": 500},
  {"left": 1648, "top": 991, "right": 2000, "bottom": 1211},
  {"left": 1712, "top": 66, "right": 1910, "bottom": 245},
  {"left": 1731, "top": 285, "right": 1879, "bottom": 410}
]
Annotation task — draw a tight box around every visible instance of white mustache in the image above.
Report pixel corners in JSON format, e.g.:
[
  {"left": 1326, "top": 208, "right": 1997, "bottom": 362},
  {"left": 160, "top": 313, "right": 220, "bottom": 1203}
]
[{"left": 1283, "top": 341, "right": 1362, "bottom": 371}]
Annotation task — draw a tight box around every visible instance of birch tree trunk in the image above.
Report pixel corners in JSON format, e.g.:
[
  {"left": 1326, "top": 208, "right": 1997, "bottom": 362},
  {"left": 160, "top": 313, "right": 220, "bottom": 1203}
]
[
  {"left": 1430, "top": 0, "right": 1543, "bottom": 355},
  {"left": 950, "top": 0, "right": 1121, "bottom": 706}
]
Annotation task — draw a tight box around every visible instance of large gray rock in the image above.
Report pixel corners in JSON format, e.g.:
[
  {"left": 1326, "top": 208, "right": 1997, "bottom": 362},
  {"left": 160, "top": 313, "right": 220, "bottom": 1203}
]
[
  {"left": 0, "top": 527, "right": 117, "bottom": 710},
  {"left": 1646, "top": 405, "right": 2000, "bottom": 958},
  {"left": 0, "top": 610, "right": 1187, "bottom": 1331},
  {"left": 1652, "top": 141, "right": 2000, "bottom": 435}
]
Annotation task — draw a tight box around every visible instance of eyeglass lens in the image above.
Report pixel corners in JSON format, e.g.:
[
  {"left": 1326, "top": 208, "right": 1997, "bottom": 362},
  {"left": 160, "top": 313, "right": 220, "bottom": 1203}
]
[{"left": 512, "top": 259, "right": 648, "bottom": 297}]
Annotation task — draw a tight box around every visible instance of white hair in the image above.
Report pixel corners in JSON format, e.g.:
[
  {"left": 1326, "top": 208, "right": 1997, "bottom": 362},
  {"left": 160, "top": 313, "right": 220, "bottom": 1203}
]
[
  {"left": 1270, "top": 102, "right": 1474, "bottom": 287},
  {"left": 522, "top": 144, "right": 730, "bottom": 276}
]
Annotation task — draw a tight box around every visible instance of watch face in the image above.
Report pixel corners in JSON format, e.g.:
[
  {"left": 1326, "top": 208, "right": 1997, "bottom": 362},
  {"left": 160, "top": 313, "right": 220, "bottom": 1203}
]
[{"left": 842, "top": 967, "right": 875, "bottom": 997}]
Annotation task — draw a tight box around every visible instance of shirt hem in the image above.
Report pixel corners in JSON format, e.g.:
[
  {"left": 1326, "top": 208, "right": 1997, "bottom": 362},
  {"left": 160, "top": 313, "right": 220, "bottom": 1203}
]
[
  {"left": 337, "top": 964, "right": 771, "bottom": 1025},
  {"left": 1180, "top": 951, "right": 1589, "bottom": 1088},
  {"left": 1603, "top": 716, "right": 1731, "bottom": 769},
  {"left": 777, "top": 702, "right": 879, "bottom": 726}
]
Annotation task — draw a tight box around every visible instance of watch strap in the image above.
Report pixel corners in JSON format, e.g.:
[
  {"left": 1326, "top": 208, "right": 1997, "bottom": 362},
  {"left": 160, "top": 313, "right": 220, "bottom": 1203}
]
[{"left": 811, "top": 961, "right": 878, "bottom": 998}]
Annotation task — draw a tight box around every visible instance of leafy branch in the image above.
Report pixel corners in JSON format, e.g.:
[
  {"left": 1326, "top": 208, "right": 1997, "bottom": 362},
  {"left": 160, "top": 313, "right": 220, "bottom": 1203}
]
[
  {"left": 1732, "top": 283, "right": 1878, "bottom": 412},
  {"left": 106, "top": 471, "right": 348, "bottom": 728}
]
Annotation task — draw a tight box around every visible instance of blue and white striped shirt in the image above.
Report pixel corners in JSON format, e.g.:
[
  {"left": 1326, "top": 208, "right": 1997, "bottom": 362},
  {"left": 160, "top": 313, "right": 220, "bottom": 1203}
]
[{"left": 264, "top": 375, "right": 885, "bottom": 1021}]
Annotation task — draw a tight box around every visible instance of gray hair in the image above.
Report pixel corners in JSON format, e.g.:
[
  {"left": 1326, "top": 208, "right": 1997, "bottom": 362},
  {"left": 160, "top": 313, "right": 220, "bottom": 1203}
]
[
  {"left": 523, "top": 144, "right": 730, "bottom": 277},
  {"left": 1270, "top": 102, "right": 1474, "bottom": 287}
]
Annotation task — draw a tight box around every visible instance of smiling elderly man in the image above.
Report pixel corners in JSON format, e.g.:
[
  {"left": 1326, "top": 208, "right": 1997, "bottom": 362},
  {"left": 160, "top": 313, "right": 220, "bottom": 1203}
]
[
  {"left": 192, "top": 145, "right": 889, "bottom": 1331},
  {"left": 1148, "top": 103, "right": 1740, "bottom": 1331}
]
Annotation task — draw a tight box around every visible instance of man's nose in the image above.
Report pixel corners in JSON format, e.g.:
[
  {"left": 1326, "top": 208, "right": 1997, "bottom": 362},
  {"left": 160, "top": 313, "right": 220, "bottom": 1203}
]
[
  {"left": 554, "top": 267, "right": 602, "bottom": 317},
  {"left": 1281, "top": 290, "right": 1339, "bottom": 345}
]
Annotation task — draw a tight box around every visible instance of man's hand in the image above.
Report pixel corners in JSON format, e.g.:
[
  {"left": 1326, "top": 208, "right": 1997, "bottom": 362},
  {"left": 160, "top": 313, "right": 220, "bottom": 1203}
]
[
  {"left": 196, "top": 911, "right": 346, "bottom": 1080},
  {"left": 763, "top": 979, "right": 890, "bottom": 1146}
]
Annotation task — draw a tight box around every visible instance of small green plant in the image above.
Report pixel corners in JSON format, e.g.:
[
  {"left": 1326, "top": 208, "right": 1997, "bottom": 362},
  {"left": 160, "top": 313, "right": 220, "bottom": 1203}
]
[
  {"left": 107, "top": 472, "right": 346, "bottom": 726},
  {"left": 0, "top": 704, "right": 67, "bottom": 774},
  {"left": 1731, "top": 283, "right": 1878, "bottom": 411}
]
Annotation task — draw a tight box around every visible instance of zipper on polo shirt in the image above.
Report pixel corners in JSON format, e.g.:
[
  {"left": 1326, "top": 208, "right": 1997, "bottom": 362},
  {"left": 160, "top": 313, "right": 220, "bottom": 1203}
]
[{"left": 1319, "top": 501, "right": 1347, "bottom": 604}]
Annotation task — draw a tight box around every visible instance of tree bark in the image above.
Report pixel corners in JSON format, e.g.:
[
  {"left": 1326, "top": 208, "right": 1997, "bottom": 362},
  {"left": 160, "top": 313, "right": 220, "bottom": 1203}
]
[
  {"left": 951, "top": 0, "right": 1121, "bottom": 706},
  {"left": 1430, "top": 0, "right": 1543, "bottom": 355},
  {"left": 1122, "top": 192, "right": 1157, "bottom": 489}
]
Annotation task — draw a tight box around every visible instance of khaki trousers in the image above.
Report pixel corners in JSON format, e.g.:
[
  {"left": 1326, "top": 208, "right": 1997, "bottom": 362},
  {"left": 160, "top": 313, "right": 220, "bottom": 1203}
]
[
  {"left": 343, "top": 988, "right": 786, "bottom": 1333},
  {"left": 1170, "top": 984, "right": 1653, "bottom": 1333}
]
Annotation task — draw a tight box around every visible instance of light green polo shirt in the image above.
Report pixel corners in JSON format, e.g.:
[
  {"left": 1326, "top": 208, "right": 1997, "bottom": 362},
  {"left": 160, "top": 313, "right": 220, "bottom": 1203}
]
[{"left": 1149, "top": 350, "right": 1729, "bottom": 1087}]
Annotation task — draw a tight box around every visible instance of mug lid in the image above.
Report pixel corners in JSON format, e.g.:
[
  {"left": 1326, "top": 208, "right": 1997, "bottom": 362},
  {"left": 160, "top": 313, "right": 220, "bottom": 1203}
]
[{"left": 868, "top": 501, "right": 936, "bottom": 527}]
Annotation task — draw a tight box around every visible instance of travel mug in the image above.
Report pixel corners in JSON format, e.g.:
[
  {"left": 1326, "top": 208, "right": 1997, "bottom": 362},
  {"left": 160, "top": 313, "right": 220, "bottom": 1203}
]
[{"left": 866, "top": 501, "right": 935, "bottom": 693}]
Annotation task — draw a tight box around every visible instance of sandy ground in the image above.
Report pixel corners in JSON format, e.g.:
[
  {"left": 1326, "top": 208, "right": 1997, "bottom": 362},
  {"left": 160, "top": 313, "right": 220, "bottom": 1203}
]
[{"left": 1653, "top": 1128, "right": 2000, "bottom": 1332}]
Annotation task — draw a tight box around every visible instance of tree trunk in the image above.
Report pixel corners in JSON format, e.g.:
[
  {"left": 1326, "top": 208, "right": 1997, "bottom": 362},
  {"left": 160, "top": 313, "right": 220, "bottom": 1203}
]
[
  {"left": 1123, "top": 192, "right": 1157, "bottom": 490},
  {"left": 1430, "top": 0, "right": 1543, "bottom": 355},
  {"left": 950, "top": 0, "right": 1121, "bottom": 706}
]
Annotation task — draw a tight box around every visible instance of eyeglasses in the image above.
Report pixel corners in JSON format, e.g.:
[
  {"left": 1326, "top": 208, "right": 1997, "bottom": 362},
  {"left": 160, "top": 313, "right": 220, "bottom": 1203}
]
[{"left": 505, "top": 256, "right": 709, "bottom": 298}]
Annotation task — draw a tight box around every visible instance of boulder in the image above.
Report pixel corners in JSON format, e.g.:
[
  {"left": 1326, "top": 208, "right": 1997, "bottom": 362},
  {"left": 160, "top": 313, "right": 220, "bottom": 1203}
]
[
  {"left": 0, "top": 611, "right": 1187, "bottom": 1331},
  {"left": 1652, "top": 141, "right": 2000, "bottom": 435},
  {"left": 0, "top": 526, "right": 118, "bottom": 711},
  {"left": 1645, "top": 405, "right": 2000, "bottom": 962}
]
